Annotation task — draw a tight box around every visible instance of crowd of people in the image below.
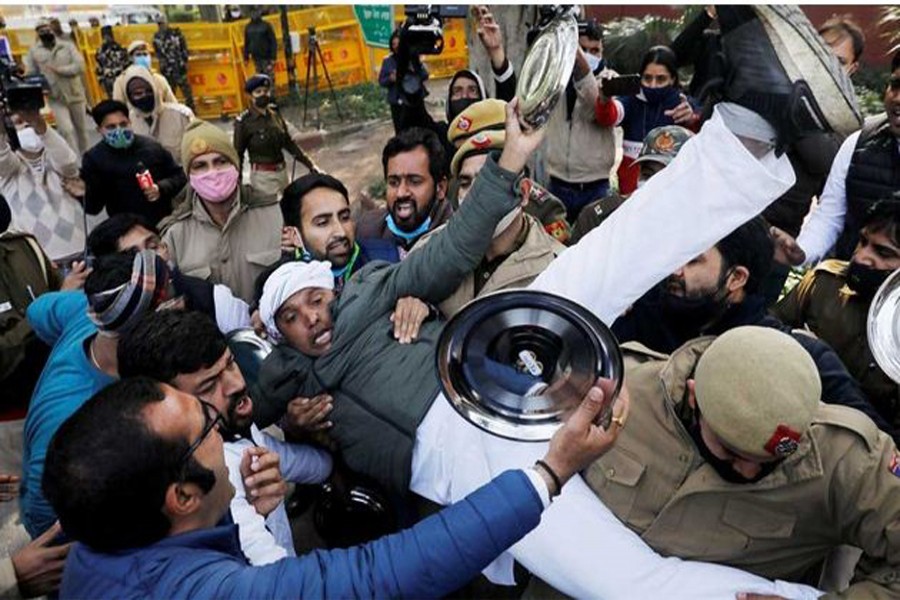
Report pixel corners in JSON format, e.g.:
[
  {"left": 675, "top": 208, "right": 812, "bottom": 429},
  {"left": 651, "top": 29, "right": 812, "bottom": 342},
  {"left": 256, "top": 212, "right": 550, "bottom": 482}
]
[{"left": 2, "top": 4, "right": 900, "bottom": 599}]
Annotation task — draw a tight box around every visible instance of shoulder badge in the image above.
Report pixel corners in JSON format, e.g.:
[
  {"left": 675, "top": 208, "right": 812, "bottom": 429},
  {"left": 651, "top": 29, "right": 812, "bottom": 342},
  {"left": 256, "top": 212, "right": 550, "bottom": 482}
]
[
  {"left": 890, "top": 453, "right": 900, "bottom": 478},
  {"left": 764, "top": 424, "right": 802, "bottom": 457}
]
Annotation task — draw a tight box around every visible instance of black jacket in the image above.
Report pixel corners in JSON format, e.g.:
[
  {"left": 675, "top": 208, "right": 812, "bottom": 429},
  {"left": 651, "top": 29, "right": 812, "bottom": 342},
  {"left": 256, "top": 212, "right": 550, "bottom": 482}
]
[
  {"left": 81, "top": 135, "right": 187, "bottom": 226},
  {"left": 243, "top": 19, "right": 277, "bottom": 62},
  {"left": 613, "top": 290, "right": 895, "bottom": 439}
]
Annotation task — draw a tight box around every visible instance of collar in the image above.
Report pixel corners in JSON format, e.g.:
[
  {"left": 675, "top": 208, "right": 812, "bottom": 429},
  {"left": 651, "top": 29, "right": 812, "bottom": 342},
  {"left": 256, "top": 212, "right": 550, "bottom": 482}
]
[
  {"left": 191, "top": 188, "right": 243, "bottom": 230},
  {"left": 385, "top": 213, "right": 431, "bottom": 242},
  {"left": 331, "top": 242, "right": 360, "bottom": 282},
  {"left": 151, "top": 520, "right": 242, "bottom": 557}
]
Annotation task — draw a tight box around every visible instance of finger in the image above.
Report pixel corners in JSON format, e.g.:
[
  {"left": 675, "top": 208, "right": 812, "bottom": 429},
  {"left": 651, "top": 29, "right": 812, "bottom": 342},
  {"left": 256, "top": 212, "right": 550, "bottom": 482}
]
[
  {"left": 314, "top": 420, "right": 333, "bottom": 430},
  {"left": 569, "top": 386, "right": 606, "bottom": 432},
  {"left": 44, "top": 542, "right": 73, "bottom": 560},
  {"left": 33, "top": 521, "right": 63, "bottom": 546},
  {"left": 0, "top": 474, "right": 19, "bottom": 483},
  {"left": 249, "top": 480, "right": 287, "bottom": 499}
]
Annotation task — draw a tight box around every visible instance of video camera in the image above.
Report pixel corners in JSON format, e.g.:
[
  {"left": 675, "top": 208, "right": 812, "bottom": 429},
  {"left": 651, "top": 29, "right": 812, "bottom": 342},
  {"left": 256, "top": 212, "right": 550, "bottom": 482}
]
[
  {"left": 0, "top": 57, "right": 47, "bottom": 151},
  {"left": 400, "top": 5, "right": 467, "bottom": 56}
]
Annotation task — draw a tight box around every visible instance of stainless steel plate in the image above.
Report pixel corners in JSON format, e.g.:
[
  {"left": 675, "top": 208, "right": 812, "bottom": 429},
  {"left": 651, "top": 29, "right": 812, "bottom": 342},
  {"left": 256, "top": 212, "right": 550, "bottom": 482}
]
[
  {"left": 437, "top": 290, "right": 623, "bottom": 441},
  {"left": 868, "top": 268, "right": 900, "bottom": 383},
  {"left": 226, "top": 328, "right": 274, "bottom": 388},
  {"left": 516, "top": 13, "right": 579, "bottom": 129}
]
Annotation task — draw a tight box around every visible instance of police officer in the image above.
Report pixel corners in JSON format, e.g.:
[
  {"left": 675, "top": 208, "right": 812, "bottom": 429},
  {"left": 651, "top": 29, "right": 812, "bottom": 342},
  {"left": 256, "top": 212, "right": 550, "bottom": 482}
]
[
  {"left": 152, "top": 14, "right": 194, "bottom": 110},
  {"left": 570, "top": 125, "right": 694, "bottom": 244},
  {"left": 94, "top": 26, "right": 129, "bottom": 99},
  {"left": 234, "top": 74, "right": 321, "bottom": 197},
  {"left": 529, "top": 326, "right": 900, "bottom": 596}
]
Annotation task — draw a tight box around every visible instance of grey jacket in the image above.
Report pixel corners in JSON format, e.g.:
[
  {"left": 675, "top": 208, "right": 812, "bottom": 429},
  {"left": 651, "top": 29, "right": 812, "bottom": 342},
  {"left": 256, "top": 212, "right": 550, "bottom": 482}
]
[{"left": 253, "top": 155, "right": 521, "bottom": 495}]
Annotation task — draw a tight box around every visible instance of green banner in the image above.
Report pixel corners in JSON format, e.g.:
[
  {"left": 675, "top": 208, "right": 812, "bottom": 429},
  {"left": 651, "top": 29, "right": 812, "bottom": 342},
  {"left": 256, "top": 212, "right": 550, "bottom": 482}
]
[{"left": 354, "top": 5, "right": 394, "bottom": 49}]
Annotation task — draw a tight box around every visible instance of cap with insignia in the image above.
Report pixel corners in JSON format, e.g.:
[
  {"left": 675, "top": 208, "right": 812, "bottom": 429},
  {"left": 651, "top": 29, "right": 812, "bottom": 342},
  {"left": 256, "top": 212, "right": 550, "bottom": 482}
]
[
  {"left": 127, "top": 40, "right": 149, "bottom": 55},
  {"left": 181, "top": 119, "right": 240, "bottom": 167},
  {"left": 450, "top": 129, "right": 505, "bottom": 177},
  {"left": 245, "top": 74, "right": 271, "bottom": 94},
  {"left": 447, "top": 99, "right": 507, "bottom": 147},
  {"left": 694, "top": 326, "right": 820, "bottom": 460},
  {"left": 633, "top": 125, "right": 694, "bottom": 168}
]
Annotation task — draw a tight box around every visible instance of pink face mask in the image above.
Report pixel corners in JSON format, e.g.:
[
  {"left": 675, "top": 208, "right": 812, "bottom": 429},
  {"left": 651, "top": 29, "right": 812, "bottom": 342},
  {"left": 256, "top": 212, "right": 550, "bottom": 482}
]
[{"left": 190, "top": 165, "right": 239, "bottom": 203}]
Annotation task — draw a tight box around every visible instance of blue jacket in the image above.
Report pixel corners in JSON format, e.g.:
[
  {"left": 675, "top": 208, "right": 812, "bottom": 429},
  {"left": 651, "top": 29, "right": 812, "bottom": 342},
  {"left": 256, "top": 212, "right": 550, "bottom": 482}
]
[{"left": 61, "top": 470, "right": 542, "bottom": 599}]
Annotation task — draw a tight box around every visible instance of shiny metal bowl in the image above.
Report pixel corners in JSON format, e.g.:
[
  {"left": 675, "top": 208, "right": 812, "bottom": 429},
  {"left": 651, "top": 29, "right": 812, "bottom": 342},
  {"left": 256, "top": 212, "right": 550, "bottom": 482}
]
[
  {"left": 226, "top": 328, "right": 274, "bottom": 388},
  {"left": 437, "top": 290, "right": 623, "bottom": 441},
  {"left": 867, "top": 267, "right": 900, "bottom": 383},
  {"left": 516, "top": 13, "right": 579, "bottom": 129}
]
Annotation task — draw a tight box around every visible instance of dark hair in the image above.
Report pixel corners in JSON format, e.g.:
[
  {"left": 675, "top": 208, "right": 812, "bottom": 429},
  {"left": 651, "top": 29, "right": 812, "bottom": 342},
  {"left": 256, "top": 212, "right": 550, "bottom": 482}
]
[
  {"left": 87, "top": 213, "right": 159, "bottom": 257},
  {"left": 280, "top": 173, "right": 349, "bottom": 229},
  {"left": 579, "top": 19, "right": 603, "bottom": 42},
  {"left": 84, "top": 251, "right": 135, "bottom": 299},
  {"left": 43, "top": 377, "right": 215, "bottom": 552},
  {"left": 818, "top": 15, "right": 865, "bottom": 62},
  {"left": 893, "top": 50, "right": 900, "bottom": 74},
  {"left": 715, "top": 217, "right": 774, "bottom": 295},
  {"left": 640, "top": 45, "right": 679, "bottom": 86},
  {"left": 119, "top": 310, "right": 228, "bottom": 382},
  {"left": 862, "top": 197, "right": 900, "bottom": 247},
  {"left": 91, "top": 99, "right": 129, "bottom": 126},
  {"left": 382, "top": 127, "right": 447, "bottom": 184}
]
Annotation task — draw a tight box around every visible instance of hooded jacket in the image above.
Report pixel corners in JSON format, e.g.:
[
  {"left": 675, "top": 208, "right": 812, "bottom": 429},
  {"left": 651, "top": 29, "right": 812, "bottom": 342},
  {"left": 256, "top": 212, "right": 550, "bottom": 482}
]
[
  {"left": 112, "top": 65, "right": 177, "bottom": 107},
  {"left": 118, "top": 65, "right": 194, "bottom": 164}
]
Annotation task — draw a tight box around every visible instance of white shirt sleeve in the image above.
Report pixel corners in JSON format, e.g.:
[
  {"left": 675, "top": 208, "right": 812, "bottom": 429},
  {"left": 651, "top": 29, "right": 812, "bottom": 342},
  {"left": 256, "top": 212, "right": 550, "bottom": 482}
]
[
  {"left": 523, "top": 468, "right": 551, "bottom": 509},
  {"left": 795, "top": 130, "right": 859, "bottom": 265},
  {"left": 213, "top": 284, "right": 252, "bottom": 334},
  {"left": 529, "top": 106, "right": 796, "bottom": 325},
  {"left": 223, "top": 440, "right": 289, "bottom": 566}
]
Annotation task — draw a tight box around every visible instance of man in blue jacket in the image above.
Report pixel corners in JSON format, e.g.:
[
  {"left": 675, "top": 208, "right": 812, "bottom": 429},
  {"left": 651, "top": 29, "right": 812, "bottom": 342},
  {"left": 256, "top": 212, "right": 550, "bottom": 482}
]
[{"left": 44, "top": 376, "right": 624, "bottom": 598}]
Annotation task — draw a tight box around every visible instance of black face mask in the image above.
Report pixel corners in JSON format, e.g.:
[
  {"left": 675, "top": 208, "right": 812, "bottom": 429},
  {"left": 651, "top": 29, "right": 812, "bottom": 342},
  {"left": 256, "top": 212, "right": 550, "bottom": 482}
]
[
  {"left": 846, "top": 261, "right": 892, "bottom": 300},
  {"left": 38, "top": 32, "right": 55, "bottom": 47},
  {"left": 254, "top": 94, "right": 270, "bottom": 109},
  {"left": 448, "top": 97, "right": 478, "bottom": 122},
  {"left": 687, "top": 415, "right": 779, "bottom": 484},
  {"left": 0, "top": 195, "right": 10, "bottom": 233},
  {"left": 658, "top": 274, "right": 730, "bottom": 335},
  {"left": 131, "top": 95, "right": 155, "bottom": 113}
]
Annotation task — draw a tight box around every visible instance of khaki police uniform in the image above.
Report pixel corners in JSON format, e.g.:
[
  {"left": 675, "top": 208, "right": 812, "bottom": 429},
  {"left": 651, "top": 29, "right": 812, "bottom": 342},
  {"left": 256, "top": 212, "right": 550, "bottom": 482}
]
[
  {"left": 233, "top": 107, "right": 316, "bottom": 197},
  {"left": 772, "top": 259, "right": 900, "bottom": 430},
  {"left": 576, "top": 338, "right": 900, "bottom": 597}
]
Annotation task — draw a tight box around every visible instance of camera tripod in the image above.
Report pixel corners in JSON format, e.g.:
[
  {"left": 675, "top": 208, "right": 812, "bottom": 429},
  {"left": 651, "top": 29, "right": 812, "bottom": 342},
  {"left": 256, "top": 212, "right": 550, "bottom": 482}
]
[{"left": 303, "top": 26, "right": 343, "bottom": 128}]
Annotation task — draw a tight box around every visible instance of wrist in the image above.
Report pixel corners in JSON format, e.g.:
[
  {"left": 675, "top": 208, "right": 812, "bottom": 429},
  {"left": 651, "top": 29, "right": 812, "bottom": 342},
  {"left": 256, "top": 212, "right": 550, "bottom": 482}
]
[
  {"left": 534, "top": 459, "right": 563, "bottom": 497},
  {"left": 497, "top": 148, "right": 527, "bottom": 174},
  {"left": 489, "top": 50, "right": 505, "bottom": 70}
]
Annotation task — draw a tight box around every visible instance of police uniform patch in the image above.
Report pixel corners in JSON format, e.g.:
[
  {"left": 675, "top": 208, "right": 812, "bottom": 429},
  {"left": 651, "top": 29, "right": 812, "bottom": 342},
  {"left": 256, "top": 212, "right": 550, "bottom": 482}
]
[
  {"left": 545, "top": 220, "right": 569, "bottom": 243},
  {"left": 190, "top": 138, "right": 210, "bottom": 156},
  {"left": 890, "top": 453, "right": 900, "bottom": 477},
  {"left": 652, "top": 131, "right": 676, "bottom": 153},
  {"left": 457, "top": 116, "right": 472, "bottom": 132},
  {"left": 763, "top": 424, "right": 801, "bottom": 457},
  {"left": 470, "top": 132, "right": 492, "bottom": 149}
]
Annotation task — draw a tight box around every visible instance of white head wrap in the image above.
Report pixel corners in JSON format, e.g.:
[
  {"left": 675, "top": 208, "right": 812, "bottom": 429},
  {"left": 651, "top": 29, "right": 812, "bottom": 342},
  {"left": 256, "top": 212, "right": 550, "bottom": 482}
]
[{"left": 260, "top": 261, "right": 334, "bottom": 342}]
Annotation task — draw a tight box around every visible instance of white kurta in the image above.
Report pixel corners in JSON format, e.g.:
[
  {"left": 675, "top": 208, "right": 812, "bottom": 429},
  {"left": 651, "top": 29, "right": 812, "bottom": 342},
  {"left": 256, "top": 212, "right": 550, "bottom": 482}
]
[{"left": 410, "top": 108, "right": 821, "bottom": 599}]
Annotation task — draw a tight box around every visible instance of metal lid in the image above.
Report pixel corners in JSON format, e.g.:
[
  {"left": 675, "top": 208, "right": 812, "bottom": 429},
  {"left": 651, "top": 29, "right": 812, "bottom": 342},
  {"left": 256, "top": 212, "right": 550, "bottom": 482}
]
[
  {"left": 516, "top": 13, "right": 579, "bottom": 129},
  {"left": 436, "top": 290, "right": 623, "bottom": 441},
  {"left": 868, "top": 268, "right": 900, "bottom": 383},
  {"left": 225, "top": 328, "right": 273, "bottom": 389}
]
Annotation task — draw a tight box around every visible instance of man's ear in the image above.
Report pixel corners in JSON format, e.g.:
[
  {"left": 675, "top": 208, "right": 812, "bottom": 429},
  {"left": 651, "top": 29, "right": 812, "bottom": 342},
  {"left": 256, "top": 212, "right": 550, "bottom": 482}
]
[
  {"left": 164, "top": 481, "right": 204, "bottom": 519},
  {"left": 436, "top": 177, "right": 448, "bottom": 202},
  {"left": 726, "top": 265, "right": 749, "bottom": 294},
  {"left": 686, "top": 378, "right": 697, "bottom": 410}
]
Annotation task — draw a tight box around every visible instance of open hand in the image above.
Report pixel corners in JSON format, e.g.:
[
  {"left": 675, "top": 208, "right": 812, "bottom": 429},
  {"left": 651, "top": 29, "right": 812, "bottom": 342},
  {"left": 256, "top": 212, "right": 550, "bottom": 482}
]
[
  {"left": 665, "top": 94, "right": 695, "bottom": 125},
  {"left": 390, "top": 296, "right": 430, "bottom": 344},
  {"left": 283, "top": 394, "right": 333, "bottom": 435},
  {"left": 499, "top": 98, "right": 546, "bottom": 174},
  {"left": 0, "top": 473, "right": 19, "bottom": 502},
  {"left": 12, "top": 521, "right": 71, "bottom": 598}
]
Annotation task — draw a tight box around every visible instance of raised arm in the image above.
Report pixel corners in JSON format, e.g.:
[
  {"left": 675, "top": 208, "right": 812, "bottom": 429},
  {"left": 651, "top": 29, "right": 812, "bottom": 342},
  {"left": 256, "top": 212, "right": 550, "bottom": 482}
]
[{"left": 529, "top": 105, "right": 796, "bottom": 325}]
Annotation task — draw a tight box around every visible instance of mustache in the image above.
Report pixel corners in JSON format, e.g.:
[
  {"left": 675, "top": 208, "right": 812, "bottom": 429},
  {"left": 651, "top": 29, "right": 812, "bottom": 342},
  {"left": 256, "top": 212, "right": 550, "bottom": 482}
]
[{"left": 326, "top": 236, "right": 351, "bottom": 251}]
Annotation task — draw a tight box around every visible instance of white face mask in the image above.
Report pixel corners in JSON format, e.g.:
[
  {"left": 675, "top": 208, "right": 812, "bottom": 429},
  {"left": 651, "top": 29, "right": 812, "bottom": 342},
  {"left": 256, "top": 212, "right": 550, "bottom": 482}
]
[
  {"left": 493, "top": 207, "right": 522, "bottom": 239},
  {"left": 16, "top": 126, "right": 44, "bottom": 153},
  {"left": 585, "top": 53, "right": 602, "bottom": 73}
]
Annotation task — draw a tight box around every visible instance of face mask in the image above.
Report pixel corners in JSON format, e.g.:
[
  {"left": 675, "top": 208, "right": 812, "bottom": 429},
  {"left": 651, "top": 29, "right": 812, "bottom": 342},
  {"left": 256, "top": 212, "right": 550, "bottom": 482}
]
[
  {"left": 641, "top": 85, "right": 677, "bottom": 106},
  {"left": 190, "top": 165, "right": 240, "bottom": 203},
  {"left": 448, "top": 97, "right": 478, "bottom": 121},
  {"left": 658, "top": 273, "right": 730, "bottom": 335},
  {"left": 131, "top": 95, "right": 155, "bottom": 113},
  {"left": 585, "top": 53, "right": 603, "bottom": 74},
  {"left": 254, "top": 94, "right": 270, "bottom": 108},
  {"left": 103, "top": 126, "right": 134, "bottom": 149},
  {"left": 38, "top": 32, "right": 55, "bottom": 46},
  {"left": 846, "top": 261, "right": 892, "bottom": 300},
  {"left": 16, "top": 126, "right": 44, "bottom": 153},
  {"left": 133, "top": 55, "right": 152, "bottom": 70},
  {"left": 230, "top": 9, "right": 242, "bottom": 18},
  {"left": 493, "top": 207, "right": 522, "bottom": 239},
  {"left": 687, "top": 416, "right": 779, "bottom": 485},
  {"left": 385, "top": 214, "right": 431, "bottom": 242}
]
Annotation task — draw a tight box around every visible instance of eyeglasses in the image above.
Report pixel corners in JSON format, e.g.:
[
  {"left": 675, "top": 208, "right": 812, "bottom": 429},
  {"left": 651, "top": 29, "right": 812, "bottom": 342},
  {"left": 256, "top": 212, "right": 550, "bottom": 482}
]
[{"left": 178, "top": 399, "right": 225, "bottom": 473}]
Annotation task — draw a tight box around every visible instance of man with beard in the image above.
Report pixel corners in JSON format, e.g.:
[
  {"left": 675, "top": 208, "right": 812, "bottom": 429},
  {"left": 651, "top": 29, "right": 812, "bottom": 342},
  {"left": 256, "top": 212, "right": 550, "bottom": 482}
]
[
  {"left": 612, "top": 217, "right": 891, "bottom": 437},
  {"left": 279, "top": 173, "right": 402, "bottom": 291},
  {"left": 356, "top": 128, "right": 451, "bottom": 260},
  {"left": 774, "top": 198, "right": 900, "bottom": 431},
  {"left": 118, "top": 309, "right": 333, "bottom": 565}
]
